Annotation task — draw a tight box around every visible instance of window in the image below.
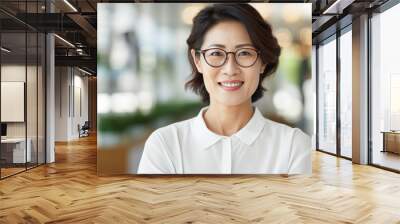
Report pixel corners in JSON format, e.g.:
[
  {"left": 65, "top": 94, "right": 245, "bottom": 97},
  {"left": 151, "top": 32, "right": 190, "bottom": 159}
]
[
  {"left": 317, "top": 36, "right": 337, "bottom": 154},
  {"left": 371, "top": 3, "right": 400, "bottom": 171},
  {"left": 339, "top": 28, "right": 352, "bottom": 158}
]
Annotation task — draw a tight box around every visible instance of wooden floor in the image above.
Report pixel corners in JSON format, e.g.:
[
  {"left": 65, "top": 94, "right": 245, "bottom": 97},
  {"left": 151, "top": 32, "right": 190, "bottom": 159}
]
[
  {"left": 1, "top": 135, "right": 400, "bottom": 223},
  {"left": 1, "top": 167, "right": 26, "bottom": 178},
  {"left": 373, "top": 151, "right": 400, "bottom": 171},
  {"left": 1, "top": 163, "right": 46, "bottom": 178}
]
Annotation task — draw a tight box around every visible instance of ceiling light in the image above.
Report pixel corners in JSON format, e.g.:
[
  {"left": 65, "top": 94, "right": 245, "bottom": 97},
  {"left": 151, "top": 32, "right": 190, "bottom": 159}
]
[
  {"left": 78, "top": 67, "right": 92, "bottom": 76},
  {"left": 323, "top": 0, "right": 354, "bottom": 15},
  {"left": 54, "top": 34, "right": 75, "bottom": 48},
  {"left": 63, "top": 0, "right": 78, "bottom": 12},
  {"left": 1, "top": 47, "right": 11, "bottom": 53}
]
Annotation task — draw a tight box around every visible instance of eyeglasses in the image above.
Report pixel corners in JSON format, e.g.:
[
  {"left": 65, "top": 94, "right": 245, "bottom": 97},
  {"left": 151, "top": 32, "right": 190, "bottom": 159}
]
[{"left": 196, "top": 48, "right": 260, "bottom": 68}]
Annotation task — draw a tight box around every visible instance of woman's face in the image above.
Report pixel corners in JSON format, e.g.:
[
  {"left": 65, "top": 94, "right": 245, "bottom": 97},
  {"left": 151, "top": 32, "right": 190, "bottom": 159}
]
[{"left": 191, "top": 20, "right": 266, "bottom": 107}]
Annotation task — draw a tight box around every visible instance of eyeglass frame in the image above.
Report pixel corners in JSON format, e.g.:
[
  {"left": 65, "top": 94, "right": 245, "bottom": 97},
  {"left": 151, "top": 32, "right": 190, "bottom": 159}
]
[{"left": 195, "top": 47, "right": 261, "bottom": 68}]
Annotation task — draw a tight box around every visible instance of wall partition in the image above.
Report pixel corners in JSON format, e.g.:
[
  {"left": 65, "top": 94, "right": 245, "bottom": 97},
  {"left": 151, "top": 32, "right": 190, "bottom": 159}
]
[
  {"left": 1, "top": 30, "right": 28, "bottom": 178},
  {"left": 0, "top": 1, "right": 46, "bottom": 179}
]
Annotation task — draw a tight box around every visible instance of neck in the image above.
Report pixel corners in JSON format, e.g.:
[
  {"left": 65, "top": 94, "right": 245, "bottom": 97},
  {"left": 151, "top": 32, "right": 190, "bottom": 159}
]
[{"left": 203, "top": 100, "right": 254, "bottom": 136}]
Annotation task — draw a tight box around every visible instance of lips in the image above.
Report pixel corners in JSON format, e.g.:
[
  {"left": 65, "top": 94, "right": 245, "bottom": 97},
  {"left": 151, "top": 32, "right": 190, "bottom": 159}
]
[{"left": 218, "top": 80, "right": 244, "bottom": 91}]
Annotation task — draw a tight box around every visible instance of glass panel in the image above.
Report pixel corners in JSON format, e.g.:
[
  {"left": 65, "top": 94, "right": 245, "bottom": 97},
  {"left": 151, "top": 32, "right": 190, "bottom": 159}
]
[
  {"left": 1, "top": 30, "right": 27, "bottom": 177},
  {"left": 27, "top": 30, "right": 38, "bottom": 169},
  {"left": 38, "top": 32, "right": 45, "bottom": 165},
  {"left": 312, "top": 45, "right": 317, "bottom": 150},
  {"left": 27, "top": 0, "right": 39, "bottom": 170},
  {"left": 317, "top": 37, "right": 337, "bottom": 154},
  {"left": 340, "top": 28, "right": 352, "bottom": 158},
  {"left": 371, "top": 4, "right": 400, "bottom": 171},
  {"left": 0, "top": 1, "right": 46, "bottom": 178},
  {"left": 1, "top": 0, "right": 28, "bottom": 178}
]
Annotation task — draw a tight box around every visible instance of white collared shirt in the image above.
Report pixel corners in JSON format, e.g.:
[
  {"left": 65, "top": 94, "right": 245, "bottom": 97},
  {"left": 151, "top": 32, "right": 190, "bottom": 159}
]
[{"left": 137, "top": 107, "right": 311, "bottom": 174}]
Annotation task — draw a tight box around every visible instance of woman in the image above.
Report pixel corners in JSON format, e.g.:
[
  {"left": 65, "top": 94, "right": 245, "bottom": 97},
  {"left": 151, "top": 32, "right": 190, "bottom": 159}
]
[{"left": 138, "top": 3, "right": 311, "bottom": 174}]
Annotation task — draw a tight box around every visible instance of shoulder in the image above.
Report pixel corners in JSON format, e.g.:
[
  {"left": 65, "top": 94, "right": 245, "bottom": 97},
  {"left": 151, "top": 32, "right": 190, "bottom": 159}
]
[
  {"left": 263, "top": 118, "right": 294, "bottom": 132},
  {"left": 259, "top": 116, "right": 310, "bottom": 147},
  {"left": 261, "top": 117, "right": 304, "bottom": 137},
  {"left": 140, "top": 116, "right": 197, "bottom": 174},
  {"left": 145, "top": 116, "right": 196, "bottom": 147},
  {"left": 261, "top": 120, "right": 312, "bottom": 174},
  {"left": 150, "top": 116, "right": 195, "bottom": 138}
]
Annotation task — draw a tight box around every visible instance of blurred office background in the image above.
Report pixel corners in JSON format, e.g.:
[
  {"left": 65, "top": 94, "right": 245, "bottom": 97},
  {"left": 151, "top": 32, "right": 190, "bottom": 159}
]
[{"left": 97, "top": 3, "right": 312, "bottom": 174}]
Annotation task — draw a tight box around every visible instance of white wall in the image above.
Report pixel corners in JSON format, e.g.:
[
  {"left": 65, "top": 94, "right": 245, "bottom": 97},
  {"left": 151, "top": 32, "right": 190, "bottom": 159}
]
[
  {"left": 55, "top": 67, "right": 69, "bottom": 141},
  {"left": 1, "top": 65, "right": 37, "bottom": 138},
  {"left": 73, "top": 73, "right": 89, "bottom": 137},
  {"left": 55, "top": 67, "right": 89, "bottom": 141}
]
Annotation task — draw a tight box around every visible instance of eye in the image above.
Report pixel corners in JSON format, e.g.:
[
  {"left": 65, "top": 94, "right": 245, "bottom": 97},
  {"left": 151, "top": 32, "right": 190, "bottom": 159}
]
[
  {"left": 237, "top": 49, "right": 255, "bottom": 56},
  {"left": 238, "top": 51, "right": 250, "bottom": 56},
  {"left": 206, "top": 49, "right": 224, "bottom": 57}
]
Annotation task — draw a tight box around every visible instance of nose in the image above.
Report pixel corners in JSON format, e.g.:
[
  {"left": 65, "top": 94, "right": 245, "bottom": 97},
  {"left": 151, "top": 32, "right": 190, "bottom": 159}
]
[{"left": 221, "top": 53, "right": 240, "bottom": 76}]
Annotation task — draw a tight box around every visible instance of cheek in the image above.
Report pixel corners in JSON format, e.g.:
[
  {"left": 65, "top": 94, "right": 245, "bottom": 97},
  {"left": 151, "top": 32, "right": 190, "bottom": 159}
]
[
  {"left": 200, "top": 62, "right": 219, "bottom": 88},
  {"left": 202, "top": 70, "right": 218, "bottom": 92},
  {"left": 245, "top": 71, "right": 261, "bottom": 92},
  {"left": 249, "top": 77, "right": 260, "bottom": 94}
]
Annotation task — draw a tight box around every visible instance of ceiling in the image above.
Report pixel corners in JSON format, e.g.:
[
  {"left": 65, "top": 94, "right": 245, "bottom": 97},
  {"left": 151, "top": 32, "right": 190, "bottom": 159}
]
[
  {"left": 0, "top": 0, "right": 99, "bottom": 74},
  {"left": 310, "top": 0, "right": 390, "bottom": 43}
]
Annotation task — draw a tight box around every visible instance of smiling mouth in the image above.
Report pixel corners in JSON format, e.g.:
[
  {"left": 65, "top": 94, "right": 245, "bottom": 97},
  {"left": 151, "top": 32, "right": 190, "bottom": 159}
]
[{"left": 218, "top": 81, "right": 244, "bottom": 90}]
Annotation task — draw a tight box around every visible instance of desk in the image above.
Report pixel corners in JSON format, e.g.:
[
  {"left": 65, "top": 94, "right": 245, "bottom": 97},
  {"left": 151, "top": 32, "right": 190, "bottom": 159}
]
[
  {"left": 1, "top": 138, "right": 31, "bottom": 163},
  {"left": 381, "top": 131, "right": 400, "bottom": 154}
]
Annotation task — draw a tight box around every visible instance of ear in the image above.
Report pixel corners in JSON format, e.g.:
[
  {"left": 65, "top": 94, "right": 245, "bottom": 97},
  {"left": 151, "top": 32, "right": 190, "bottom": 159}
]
[{"left": 191, "top": 49, "right": 203, "bottom": 74}]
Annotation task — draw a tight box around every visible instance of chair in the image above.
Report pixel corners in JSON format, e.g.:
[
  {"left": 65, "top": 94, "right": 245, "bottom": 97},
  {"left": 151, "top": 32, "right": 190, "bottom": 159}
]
[{"left": 79, "top": 121, "right": 90, "bottom": 138}]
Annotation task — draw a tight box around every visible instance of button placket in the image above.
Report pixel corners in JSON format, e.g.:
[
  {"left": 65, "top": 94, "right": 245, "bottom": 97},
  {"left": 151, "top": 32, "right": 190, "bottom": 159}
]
[{"left": 221, "top": 137, "right": 232, "bottom": 174}]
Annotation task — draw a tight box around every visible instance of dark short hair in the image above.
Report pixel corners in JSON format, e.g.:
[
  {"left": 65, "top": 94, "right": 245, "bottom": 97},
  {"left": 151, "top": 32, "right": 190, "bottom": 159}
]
[{"left": 185, "top": 3, "right": 281, "bottom": 104}]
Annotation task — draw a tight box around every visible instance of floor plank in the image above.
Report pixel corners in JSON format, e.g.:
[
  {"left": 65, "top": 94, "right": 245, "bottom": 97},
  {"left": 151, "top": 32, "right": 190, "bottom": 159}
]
[{"left": 1, "top": 134, "right": 400, "bottom": 223}]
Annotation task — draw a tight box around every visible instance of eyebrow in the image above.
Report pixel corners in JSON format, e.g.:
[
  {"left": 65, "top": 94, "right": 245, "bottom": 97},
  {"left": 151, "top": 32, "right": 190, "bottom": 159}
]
[{"left": 207, "top": 43, "right": 254, "bottom": 48}]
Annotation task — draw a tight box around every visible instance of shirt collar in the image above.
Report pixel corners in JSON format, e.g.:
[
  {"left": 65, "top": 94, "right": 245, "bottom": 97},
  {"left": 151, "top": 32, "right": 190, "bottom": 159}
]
[
  {"left": 191, "top": 106, "right": 265, "bottom": 150},
  {"left": 233, "top": 107, "right": 265, "bottom": 146},
  {"left": 191, "top": 107, "right": 221, "bottom": 150}
]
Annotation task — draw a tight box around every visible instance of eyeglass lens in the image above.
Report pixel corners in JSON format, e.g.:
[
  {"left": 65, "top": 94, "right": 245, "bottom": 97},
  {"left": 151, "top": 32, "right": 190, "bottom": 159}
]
[{"left": 203, "top": 48, "right": 258, "bottom": 67}]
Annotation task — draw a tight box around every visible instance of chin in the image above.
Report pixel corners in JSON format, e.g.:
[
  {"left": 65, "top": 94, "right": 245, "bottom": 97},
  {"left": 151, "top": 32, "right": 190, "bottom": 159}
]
[{"left": 214, "top": 97, "right": 250, "bottom": 107}]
